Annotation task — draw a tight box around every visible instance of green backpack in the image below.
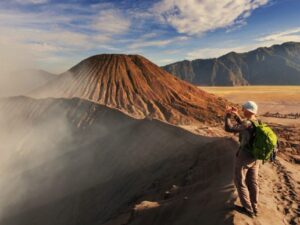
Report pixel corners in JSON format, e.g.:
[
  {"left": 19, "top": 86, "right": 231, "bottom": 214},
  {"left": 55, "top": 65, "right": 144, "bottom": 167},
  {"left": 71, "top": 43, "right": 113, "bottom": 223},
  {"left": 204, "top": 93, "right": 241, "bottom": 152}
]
[{"left": 248, "top": 120, "right": 278, "bottom": 161}]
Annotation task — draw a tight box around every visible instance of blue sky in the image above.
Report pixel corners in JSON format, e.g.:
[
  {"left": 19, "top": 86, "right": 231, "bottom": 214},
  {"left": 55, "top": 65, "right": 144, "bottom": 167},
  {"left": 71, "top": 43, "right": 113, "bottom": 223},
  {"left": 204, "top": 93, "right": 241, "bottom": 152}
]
[{"left": 1, "top": 0, "right": 300, "bottom": 73}]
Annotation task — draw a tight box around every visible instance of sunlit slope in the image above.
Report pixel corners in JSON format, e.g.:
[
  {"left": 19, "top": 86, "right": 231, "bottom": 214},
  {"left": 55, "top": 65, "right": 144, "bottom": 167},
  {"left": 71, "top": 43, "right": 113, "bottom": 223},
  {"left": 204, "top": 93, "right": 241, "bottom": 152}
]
[{"left": 31, "top": 54, "right": 230, "bottom": 127}]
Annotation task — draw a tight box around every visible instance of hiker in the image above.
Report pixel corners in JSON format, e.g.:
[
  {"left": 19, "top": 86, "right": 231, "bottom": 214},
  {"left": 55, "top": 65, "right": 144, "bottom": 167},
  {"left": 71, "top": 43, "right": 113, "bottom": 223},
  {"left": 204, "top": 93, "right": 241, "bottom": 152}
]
[{"left": 224, "top": 101, "right": 259, "bottom": 217}]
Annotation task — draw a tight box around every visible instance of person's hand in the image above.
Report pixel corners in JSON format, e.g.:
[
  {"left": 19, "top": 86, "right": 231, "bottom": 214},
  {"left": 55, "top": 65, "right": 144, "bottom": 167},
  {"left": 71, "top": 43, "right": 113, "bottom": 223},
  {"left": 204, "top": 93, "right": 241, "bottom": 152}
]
[
  {"left": 226, "top": 106, "right": 232, "bottom": 114},
  {"left": 231, "top": 106, "right": 239, "bottom": 116}
]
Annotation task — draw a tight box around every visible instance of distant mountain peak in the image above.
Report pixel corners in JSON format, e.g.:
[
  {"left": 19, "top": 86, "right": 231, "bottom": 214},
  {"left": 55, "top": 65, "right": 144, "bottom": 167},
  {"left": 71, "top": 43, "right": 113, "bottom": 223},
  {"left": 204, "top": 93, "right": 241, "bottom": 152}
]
[{"left": 163, "top": 42, "right": 300, "bottom": 86}]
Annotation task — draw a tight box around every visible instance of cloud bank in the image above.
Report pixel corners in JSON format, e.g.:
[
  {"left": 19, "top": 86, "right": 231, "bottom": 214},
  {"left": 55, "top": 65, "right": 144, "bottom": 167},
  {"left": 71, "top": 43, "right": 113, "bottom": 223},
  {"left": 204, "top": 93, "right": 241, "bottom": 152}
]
[
  {"left": 257, "top": 27, "right": 300, "bottom": 43},
  {"left": 153, "top": 0, "right": 269, "bottom": 35},
  {"left": 0, "top": 0, "right": 293, "bottom": 71}
]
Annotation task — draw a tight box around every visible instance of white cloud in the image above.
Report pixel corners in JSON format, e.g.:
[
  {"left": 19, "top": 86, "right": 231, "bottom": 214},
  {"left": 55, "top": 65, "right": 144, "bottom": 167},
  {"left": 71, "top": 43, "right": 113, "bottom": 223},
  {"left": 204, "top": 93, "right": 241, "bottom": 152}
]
[
  {"left": 153, "top": 0, "right": 269, "bottom": 35},
  {"left": 129, "top": 39, "right": 173, "bottom": 49},
  {"left": 0, "top": 26, "right": 92, "bottom": 51},
  {"left": 0, "top": 4, "right": 129, "bottom": 73},
  {"left": 159, "top": 58, "right": 176, "bottom": 64},
  {"left": 257, "top": 27, "right": 300, "bottom": 43},
  {"left": 13, "top": 0, "right": 48, "bottom": 4},
  {"left": 186, "top": 27, "right": 300, "bottom": 60},
  {"left": 140, "top": 33, "right": 159, "bottom": 39},
  {"left": 0, "top": 11, "right": 72, "bottom": 27},
  {"left": 186, "top": 44, "right": 266, "bottom": 59},
  {"left": 0, "top": 39, "right": 35, "bottom": 76},
  {"left": 92, "top": 9, "right": 131, "bottom": 35},
  {"left": 27, "top": 42, "right": 63, "bottom": 53},
  {"left": 129, "top": 36, "right": 188, "bottom": 49},
  {"left": 187, "top": 48, "right": 232, "bottom": 59}
]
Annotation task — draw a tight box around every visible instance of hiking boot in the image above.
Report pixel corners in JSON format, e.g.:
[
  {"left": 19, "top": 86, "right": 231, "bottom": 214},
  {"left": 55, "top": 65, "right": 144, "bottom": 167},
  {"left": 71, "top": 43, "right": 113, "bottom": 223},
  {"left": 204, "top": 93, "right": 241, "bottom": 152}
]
[
  {"left": 243, "top": 208, "right": 255, "bottom": 218},
  {"left": 234, "top": 205, "right": 255, "bottom": 218},
  {"left": 253, "top": 209, "right": 259, "bottom": 217}
]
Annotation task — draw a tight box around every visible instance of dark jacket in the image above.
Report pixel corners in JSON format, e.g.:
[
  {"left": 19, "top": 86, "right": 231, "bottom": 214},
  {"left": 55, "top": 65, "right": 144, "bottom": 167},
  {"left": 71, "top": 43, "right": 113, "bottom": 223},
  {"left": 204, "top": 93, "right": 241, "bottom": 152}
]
[{"left": 224, "top": 113, "right": 256, "bottom": 153}]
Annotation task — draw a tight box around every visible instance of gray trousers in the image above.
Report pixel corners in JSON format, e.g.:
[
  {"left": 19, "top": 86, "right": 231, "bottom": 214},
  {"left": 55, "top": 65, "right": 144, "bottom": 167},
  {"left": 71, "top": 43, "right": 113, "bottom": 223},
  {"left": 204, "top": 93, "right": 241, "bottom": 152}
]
[{"left": 234, "top": 149, "right": 259, "bottom": 212}]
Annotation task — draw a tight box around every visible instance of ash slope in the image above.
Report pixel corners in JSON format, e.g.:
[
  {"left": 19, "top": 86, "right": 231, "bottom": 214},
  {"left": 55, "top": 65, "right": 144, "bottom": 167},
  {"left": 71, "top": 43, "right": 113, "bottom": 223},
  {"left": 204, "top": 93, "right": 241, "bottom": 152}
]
[
  {"left": 163, "top": 42, "right": 300, "bottom": 86},
  {"left": 0, "top": 96, "right": 236, "bottom": 225},
  {"left": 31, "top": 54, "right": 228, "bottom": 126}
]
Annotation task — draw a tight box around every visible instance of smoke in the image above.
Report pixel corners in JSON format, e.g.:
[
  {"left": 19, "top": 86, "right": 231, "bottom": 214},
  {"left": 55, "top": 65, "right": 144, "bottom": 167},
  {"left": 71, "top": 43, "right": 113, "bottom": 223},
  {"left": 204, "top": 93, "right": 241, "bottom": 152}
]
[
  {"left": 0, "top": 42, "right": 73, "bottom": 222},
  {"left": 0, "top": 94, "right": 214, "bottom": 225},
  {"left": 0, "top": 41, "right": 31, "bottom": 94},
  {"left": 0, "top": 38, "right": 58, "bottom": 97},
  {"left": 0, "top": 96, "right": 139, "bottom": 224},
  {"left": 0, "top": 37, "right": 92, "bottom": 223},
  {"left": 0, "top": 40, "right": 71, "bottom": 221},
  {"left": 0, "top": 98, "right": 75, "bottom": 221},
  {"left": 0, "top": 40, "right": 74, "bottom": 218}
]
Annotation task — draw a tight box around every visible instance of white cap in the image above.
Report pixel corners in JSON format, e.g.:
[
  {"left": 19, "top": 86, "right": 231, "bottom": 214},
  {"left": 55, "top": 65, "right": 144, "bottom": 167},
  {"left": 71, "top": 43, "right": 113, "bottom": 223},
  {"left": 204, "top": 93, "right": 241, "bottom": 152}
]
[{"left": 242, "top": 101, "right": 258, "bottom": 114}]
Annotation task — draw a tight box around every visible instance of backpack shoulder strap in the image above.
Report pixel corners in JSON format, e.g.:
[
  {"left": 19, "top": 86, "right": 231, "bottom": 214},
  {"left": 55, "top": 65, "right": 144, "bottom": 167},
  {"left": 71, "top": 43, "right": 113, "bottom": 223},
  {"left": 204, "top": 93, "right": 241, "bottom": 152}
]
[
  {"left": 249, "top": 119, "right": 259, "bottom": 127},
  {"left": 247, "top": 119, "right": 257, "bottom": 139},
  {"left": 250, "top": 118, "right": 263, "bottom": 126},
  {"left": 244, "top": 120, "right": 257, "bottom": 152}
]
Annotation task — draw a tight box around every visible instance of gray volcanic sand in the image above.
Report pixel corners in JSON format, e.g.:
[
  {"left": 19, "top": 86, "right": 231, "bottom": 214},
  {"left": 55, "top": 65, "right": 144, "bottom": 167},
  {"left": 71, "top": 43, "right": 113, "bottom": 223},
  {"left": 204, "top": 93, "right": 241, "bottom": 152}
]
[{"left": 0, "top": 97, "right": 237, "bottom": 225}]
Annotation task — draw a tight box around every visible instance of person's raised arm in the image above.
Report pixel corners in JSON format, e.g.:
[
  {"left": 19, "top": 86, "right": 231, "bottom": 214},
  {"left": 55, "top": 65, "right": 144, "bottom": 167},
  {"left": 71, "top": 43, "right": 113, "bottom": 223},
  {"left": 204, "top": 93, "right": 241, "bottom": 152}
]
[
  {"left": 224, "top": 106, "right": 246, "bottom": 133},
  {"left": 231, "top": 106, "right": 242, "bottom": 124}
]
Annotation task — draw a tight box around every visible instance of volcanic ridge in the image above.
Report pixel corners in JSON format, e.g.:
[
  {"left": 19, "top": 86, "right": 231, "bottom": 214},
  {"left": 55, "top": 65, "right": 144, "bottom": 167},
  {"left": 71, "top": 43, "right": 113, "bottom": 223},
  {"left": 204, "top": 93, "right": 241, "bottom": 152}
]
[{"left": 0, "top": 96, "right": 236, "bottom": 225}]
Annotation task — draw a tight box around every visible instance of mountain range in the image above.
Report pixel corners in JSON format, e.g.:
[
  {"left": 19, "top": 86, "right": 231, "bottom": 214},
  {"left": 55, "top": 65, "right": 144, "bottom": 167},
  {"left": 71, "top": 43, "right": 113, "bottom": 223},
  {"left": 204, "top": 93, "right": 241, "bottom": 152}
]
[{"left": 163, "top": 42, "right": 300, "bottom": 86}]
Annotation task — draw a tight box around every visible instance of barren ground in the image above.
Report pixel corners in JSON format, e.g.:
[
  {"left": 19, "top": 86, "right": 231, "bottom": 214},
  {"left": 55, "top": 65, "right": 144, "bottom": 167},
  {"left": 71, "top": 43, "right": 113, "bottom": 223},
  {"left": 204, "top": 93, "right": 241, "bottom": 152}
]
[{"left": 201, "top": 86, "right": 300, "bottom": 125}]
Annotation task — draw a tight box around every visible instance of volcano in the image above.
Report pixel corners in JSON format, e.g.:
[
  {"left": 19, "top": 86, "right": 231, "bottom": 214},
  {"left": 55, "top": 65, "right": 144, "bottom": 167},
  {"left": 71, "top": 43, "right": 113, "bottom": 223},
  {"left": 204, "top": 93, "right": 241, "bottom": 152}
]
[{"left": 31, "top": 54, "right": 229, "bottom": 127}]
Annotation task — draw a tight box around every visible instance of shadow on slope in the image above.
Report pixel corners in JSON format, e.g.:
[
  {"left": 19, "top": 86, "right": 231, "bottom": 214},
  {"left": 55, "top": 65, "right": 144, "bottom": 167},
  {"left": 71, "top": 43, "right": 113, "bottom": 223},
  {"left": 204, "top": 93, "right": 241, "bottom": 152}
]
[{"left": 0, "top": 97, "right": 237, "bottom": 225}]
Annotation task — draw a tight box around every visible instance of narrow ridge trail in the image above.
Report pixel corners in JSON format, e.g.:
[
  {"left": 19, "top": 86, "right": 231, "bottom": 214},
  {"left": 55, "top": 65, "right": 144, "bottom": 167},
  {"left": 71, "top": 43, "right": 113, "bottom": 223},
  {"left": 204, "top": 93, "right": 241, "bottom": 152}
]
[
  {"left": 233, "top": 157, "right": 300, "bottom": 225},
  {"left": 273, "top": 159, "right": 300, "bottom": 224}
]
